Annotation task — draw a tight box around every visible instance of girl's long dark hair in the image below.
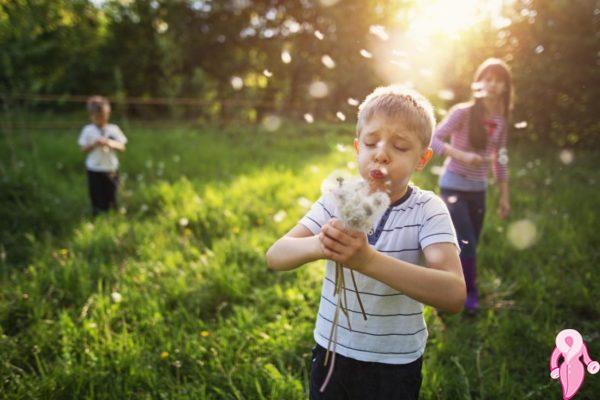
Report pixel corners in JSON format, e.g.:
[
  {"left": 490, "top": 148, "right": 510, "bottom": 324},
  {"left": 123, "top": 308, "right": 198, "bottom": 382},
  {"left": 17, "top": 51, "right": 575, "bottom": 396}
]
[{"left": 468, "top": 58, "right": 512, "bottom": 150}]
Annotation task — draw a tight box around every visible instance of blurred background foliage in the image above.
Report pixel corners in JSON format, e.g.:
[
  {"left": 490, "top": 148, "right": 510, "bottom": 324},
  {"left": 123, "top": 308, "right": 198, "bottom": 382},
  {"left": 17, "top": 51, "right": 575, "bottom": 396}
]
[{"left": 1, "top": 0, "right": 598, "bottom": 146}]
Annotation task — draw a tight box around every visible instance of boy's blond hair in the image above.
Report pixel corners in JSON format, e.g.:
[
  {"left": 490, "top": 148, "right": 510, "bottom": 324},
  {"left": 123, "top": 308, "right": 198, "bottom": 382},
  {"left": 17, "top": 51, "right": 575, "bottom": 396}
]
[{"left": 357, "top": 85, "right": 436, "bottom": 147}]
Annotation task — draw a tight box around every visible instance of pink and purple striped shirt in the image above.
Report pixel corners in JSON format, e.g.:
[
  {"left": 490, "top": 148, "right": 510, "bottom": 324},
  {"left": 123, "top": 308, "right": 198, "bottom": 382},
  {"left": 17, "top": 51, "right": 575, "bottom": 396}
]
[{"left": 431, "top": 104, "right": 509, "bottom": 183}]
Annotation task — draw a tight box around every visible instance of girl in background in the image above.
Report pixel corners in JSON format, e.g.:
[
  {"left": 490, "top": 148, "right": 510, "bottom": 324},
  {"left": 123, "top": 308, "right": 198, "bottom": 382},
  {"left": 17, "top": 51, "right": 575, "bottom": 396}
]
[{"left": 431, "top": 58, "right": 512, "bottom": 314}]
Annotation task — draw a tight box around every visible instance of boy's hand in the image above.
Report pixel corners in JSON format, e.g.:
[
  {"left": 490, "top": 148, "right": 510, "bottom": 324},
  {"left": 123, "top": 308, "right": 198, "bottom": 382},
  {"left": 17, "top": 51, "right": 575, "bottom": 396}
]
[{"left": 319, "top": 218, "right": 375, "bottom": 272}]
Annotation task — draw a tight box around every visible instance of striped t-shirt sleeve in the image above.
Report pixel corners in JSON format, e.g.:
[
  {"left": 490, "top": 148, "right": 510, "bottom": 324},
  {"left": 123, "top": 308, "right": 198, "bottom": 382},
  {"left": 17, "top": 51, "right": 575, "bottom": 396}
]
[
  {"left": 418, "top": 194, "right": 460, "bottom": 251},
  {"left": 430, "top": 106, "right": 467, "bottom": 155},
  {"left": 298, "top": 194, "right": 336, "bottom": 235}
]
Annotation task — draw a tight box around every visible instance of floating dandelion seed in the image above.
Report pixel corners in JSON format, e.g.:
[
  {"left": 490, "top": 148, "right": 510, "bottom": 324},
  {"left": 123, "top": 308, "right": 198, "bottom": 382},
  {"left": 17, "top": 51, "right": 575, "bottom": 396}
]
[
  {"left": 390, "top": 60, "right": 410, "bottom": 70},
  {"left": 262, "top": 114, "right": 282, "bottom": 131},
  {"left": 304, "top": 113, "right": 314, "bottom": 123},
  {"left": 179, "top": 217, "right": 189, "bottom": 227},
  {"left": 507, "top": 219, "right": 537, "bottom": 250},
  {"left": 347, "top": 161, "right": 356, "bottom": 170},
  {"left": 514, "top": 121, "right": 528, "bottom": 129},
  {"left": 263, "top": 69, "right": 273, "bottom": 77},
  {"left": 534, "top": 45, "right": 544, "bottom": 54},
  {"left": 437, "top": 89, "right": 455, "bottom": 101},
  {"left": 319, "top": 0, "right": 341, "bottom": 6},
  {"left": 430, "top": 165, "right": 444, "bottom": 176},
  {"left": 321, "top": 55, "right": 336, "bottom": 69},
  {"left": 281, "top": 50, "right": 292, "bottom": 64},
  {"left": 347, "top": 98, "right": 359, "bottom": 106},
  {"left": 297, "top": 197, "right": 312, "bottom": 208},
  {"left": 140, "top": 204, "right": 149, "bottom": 213},
  {"left": 314, "top": 30, "right": 324, "bottom": 40},
  {"left": 119, "top": 207, "right": 127, "bottom": 215},
  {"left": 359, "top": 49, "right": 373, "bottom": 58},
  {"left": 273, "top": 210, "right": 287, "bottom": 223},
  {"left": 310, "top": 165, "right": 320, "bottom": 173},
  {"left": 369, "top": 25, "right": 389, "bottom": 41},
  {"left": 498, "top": 147, "right": 509, "bottom": 165},
  {"left": 336, "top": 111, "right": 346, "bottom": 121},
  {"left": 336, "top": 143, "right": 347, "bottom": 152},
  {"left": 447, "top": 195, "right": 458, "bottom": 204},
  {"left": 111, "top": 292, "right": 122, "bottom": 303},
  {"left": 392, "top": 49, "right": 408, "bottom": 57},
  {"left": 461, "top": 239, "right": 469, "bottom": 244},
  {"left": 559, "top": 149, "right": 574, "bottom": 165},
  {"left": 230, "top": 76, "right": 244, "bottom": 90},
  {"left": 309, "top": 81, "right": 329, "bottom": 98}
]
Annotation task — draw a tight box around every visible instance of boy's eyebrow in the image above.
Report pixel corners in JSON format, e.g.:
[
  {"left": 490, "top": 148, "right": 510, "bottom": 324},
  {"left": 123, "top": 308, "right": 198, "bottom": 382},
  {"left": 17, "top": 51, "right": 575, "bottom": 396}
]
[{"left": 363, "top": 130, "right": 412, "bottom": 141}]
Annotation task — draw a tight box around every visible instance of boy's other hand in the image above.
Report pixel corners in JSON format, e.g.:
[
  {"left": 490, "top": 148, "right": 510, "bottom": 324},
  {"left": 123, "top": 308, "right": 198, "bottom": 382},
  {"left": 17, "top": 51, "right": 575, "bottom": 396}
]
[{"left": 319, "top": 218, "right": 375, "bottom": 272}]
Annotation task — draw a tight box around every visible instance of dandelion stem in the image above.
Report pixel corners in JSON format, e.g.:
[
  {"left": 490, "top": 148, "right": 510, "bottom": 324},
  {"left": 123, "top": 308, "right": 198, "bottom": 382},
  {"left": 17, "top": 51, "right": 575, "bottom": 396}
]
[{"left": 350, "top": 269, "right": 367, "bottom": 320}]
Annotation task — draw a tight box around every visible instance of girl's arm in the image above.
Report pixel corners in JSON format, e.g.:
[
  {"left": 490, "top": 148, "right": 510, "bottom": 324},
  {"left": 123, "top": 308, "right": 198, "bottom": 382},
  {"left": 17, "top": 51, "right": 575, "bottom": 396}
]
[
  {"left": 430, "top": 106, "right": 465, "bottom": 156},
  {"left": 431, "top": 106, "right": 482, "bottom": 165},
  {"left": 494, "top": 122, "right": 510, "bottom": 218},
  {"left": 266, "top": 224, "right": 324, "bottom": 271}
]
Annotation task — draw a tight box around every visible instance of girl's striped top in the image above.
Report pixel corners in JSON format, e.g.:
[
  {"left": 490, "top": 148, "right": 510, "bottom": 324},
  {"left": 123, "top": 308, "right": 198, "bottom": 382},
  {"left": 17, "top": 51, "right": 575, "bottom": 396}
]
[
  {"left": 299, "top": 186, "right": 459, "bottom": 364},
  {"left": 430, "top": 104, "right": 509, "bottom": 183}
]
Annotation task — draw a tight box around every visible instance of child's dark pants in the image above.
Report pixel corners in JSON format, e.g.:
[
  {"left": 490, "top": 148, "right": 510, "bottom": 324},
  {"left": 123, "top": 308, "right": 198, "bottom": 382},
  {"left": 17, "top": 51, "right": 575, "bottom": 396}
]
[
  {"left": 440, "top": 188, "right": 486, "bottom": 310},
  {"left": 309, "top": 344, "right": 422, "bottom": 400},
  {"left": 87, "top": 170, "right": 119, "bottom": 216}
]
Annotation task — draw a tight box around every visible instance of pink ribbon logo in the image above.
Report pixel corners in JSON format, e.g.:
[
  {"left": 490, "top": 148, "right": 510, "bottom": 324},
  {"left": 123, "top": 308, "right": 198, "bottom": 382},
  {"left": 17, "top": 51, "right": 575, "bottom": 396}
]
[{"left": 549, "top": 329, "right": 599, "bottom": 399}]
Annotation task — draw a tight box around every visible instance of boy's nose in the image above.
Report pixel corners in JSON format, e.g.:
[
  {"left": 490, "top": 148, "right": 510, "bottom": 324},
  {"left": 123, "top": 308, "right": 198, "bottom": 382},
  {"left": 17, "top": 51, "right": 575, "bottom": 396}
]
[{"left": 374, "top": 145, "right": 390, "bottom": 164}]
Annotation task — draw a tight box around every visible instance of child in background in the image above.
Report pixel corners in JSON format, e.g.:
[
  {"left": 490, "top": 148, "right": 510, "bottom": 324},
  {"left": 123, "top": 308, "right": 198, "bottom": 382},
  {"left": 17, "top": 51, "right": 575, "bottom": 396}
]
[
  {"left": 266, "top": 86, "right": 465, "bottom": 400},
  {"left": 78, "top": 96, "right": 127, "bottom": 216},
  {"left": 430, "top": 58, "right": 513, "bottom": 314}
]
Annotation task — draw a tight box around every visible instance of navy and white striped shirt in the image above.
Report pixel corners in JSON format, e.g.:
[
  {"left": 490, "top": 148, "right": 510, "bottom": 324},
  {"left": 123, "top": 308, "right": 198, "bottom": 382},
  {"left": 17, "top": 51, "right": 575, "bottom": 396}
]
[{"left": 299, "top": 185, "right": 459, "bottom": 364}]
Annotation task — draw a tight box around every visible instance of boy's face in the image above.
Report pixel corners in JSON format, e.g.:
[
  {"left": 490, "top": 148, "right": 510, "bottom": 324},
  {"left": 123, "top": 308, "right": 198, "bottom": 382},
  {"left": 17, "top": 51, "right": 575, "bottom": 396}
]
[
  {"left": 354, "top": 113, "right": 432, "bottom": 202},
  {"left": 90, "top": 107, "right": 110, "bottom": 127}
]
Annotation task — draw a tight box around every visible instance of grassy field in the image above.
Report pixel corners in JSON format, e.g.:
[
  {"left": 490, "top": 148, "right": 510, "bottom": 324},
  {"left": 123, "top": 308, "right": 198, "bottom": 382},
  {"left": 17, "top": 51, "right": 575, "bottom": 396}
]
[{"left": 1, "top": 121, "right": 599, "bottom": 399}]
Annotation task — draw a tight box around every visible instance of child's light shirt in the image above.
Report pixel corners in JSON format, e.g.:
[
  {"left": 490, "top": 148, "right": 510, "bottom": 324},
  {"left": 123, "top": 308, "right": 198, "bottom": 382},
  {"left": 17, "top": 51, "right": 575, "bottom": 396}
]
[
  {"left": 299, "top": 185, "right": 459, "bottom": 364},
  {"left": 78, "top": 123, "right": 127, "bottom": 172}
]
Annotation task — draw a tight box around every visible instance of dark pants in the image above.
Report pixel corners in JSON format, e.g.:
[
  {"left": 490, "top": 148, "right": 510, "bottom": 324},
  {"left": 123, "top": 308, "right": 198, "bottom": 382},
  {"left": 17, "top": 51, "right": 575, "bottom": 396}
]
[
  {"left": 440, "top": 188, "right": 486, "bottom": 310},
  {"left": 439, "top": 189, "right": 486, "bottom": 257},
  {"left": 309, "top": 344, "right": 422, "bottom": 400},
  {"left": 87, "top": 170, "right": 119, "bottom": 216}
]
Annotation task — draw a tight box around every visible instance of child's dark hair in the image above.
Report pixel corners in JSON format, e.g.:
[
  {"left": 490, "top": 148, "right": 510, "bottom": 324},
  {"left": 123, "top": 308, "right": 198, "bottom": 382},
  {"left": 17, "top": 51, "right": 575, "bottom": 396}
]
[
  {"left": 87, "top": 96, "right": 111, "bottom": 114},
  {"left": 468, "top": 58, "right": 512, "bottom": 150}
]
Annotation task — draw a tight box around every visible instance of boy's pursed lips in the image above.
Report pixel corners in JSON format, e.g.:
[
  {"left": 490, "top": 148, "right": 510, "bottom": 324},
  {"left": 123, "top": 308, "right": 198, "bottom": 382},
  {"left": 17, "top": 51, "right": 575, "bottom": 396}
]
[{"left": 369, "top": 169, "right": 387, "bottom": 180}]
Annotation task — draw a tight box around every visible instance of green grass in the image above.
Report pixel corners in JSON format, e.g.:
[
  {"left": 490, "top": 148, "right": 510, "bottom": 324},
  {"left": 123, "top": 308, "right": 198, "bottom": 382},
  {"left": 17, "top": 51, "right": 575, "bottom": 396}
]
[{"left": 1, "top": 121, "right": 599, "bottom": 399}]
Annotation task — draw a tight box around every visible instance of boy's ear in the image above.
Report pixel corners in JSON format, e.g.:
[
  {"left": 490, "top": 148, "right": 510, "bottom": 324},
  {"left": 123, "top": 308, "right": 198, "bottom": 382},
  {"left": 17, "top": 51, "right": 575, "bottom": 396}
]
[
  {"left": 415, "top": 147, "right": 433, "bottom": 171},
  {"left": 354, "top": 138, "right": 359, "bottom": 154}
]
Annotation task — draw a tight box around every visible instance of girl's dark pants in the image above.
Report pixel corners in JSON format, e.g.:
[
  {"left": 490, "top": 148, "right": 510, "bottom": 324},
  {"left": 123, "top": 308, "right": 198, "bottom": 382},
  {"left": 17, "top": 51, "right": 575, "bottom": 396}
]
[
  {"left": 309, "top": 344, "right": 422, "bottom": 400},
  {"left": 440, "top": 188, "right": 486, "bottom": 309},
  {"left": 87, "top": 170, "right": 119, "bottom": 216}
]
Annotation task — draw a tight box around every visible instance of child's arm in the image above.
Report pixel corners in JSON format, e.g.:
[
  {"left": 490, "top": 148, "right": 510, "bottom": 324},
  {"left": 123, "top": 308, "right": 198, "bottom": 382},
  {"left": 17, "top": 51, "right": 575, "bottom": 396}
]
[
  {"left": 431, "top": 106, "right": 484, "bottom": 166},
  {"left": 266, "top": 224, "right": 324, "bottom": 271},
  {"left": 320, "top": 219, "right": 465, "bottom": 313},
  {"left": 106, "top": 138, "right": 126, "bottom": 152}
]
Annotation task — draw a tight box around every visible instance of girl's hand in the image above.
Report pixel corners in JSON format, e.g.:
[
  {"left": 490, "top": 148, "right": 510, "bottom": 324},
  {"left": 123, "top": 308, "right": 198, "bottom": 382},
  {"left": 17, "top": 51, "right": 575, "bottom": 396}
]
[
  {"left": 319, "top": 218, "right": 375, "bottom": 272},
  {"left": 498, "top": 196, "right": 510, "bottom": 219},
  {"left": 462, "top": 151, "right": 485, "bottom": 166}
]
